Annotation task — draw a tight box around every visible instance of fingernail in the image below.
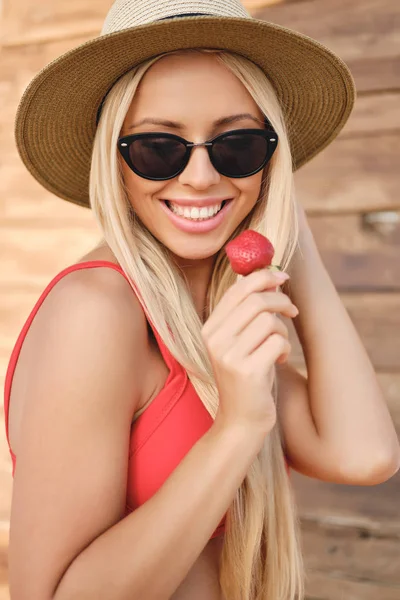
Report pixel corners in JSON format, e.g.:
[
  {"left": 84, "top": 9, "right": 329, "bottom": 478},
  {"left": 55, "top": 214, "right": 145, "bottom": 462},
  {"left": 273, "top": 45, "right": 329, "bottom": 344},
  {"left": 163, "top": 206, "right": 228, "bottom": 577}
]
[{"left": 274, "top": 272, "right": 290, "bottom": 282}]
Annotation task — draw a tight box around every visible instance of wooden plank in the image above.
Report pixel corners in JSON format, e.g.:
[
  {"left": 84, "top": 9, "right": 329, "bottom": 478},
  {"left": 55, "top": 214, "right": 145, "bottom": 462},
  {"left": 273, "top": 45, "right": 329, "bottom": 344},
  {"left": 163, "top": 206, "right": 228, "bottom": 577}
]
[
  {"left": 377, "top": 373, "right": 400, "bottom": 438},
  {"left": 292, "top": 466, "right": 400, "bottom": 533},
  {"left": 287, "top": 292, "right": 400, "bottom": 371},
  {"left": 327, "top": 293, "right": 400, "bottom": 371},
  {"left": 307, "top": 212, "right": 400, "bottom": 291},
  {"left": 255, "top": 0, "right": 400, "bottom": 93},
  {"left": 0, "top": 154, "right": 93, "bottom": 221},
  {"left": 2, "top": 0, "right": 110, "bottom": 47},
  {"left": 301, "top": 519, "right": 400, "bottom": 585},
  {"left": 294, "top": 133, "right": 400, "bottom": 214},
  {"left": 0, "top": 0, "right": 303, "bottom": 47},
  {"left": 0, "top": 224, "right": 100, "bottom": 288},
  {"left": 347, "top": 56, "right": 400, "bottom": 96},
  {"left": 305, "top": 570, "right": 400, "bottom": 600},
  {"left": 340, "top": 92, "right": 400, "bottom": 138},
  {"left": 244, "top": 0, "right": 290, "bottom": 9}
]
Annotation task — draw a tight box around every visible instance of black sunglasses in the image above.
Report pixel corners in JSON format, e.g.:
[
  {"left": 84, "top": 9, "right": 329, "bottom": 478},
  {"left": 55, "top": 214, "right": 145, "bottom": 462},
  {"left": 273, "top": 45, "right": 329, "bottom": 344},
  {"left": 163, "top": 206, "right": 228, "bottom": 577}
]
[{"left": 117, "top": 127, "right": 278, "bottom": 181}]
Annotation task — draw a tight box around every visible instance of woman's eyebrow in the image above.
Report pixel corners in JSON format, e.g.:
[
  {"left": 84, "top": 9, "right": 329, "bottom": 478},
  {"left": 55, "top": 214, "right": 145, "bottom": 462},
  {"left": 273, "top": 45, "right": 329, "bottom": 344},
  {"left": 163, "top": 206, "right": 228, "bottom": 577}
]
[{"left": 127, "top": 113, "right": 262, "bottom": 131}]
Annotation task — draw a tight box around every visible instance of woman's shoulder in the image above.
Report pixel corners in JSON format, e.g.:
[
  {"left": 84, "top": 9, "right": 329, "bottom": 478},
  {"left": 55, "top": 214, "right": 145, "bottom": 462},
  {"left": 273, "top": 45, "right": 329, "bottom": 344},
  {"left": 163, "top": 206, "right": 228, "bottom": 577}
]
[
  {"left": 40, "top": 248, "right": 143, "bottom": 330},
  {"left": 51, "top": 243, "right": 141, "bottom": 323},
  {"left": 39, "top": 251, "right": 149, "bottom": 367},
  {"left": 8, "top": 250, "right": 150, "bottom": 455}
]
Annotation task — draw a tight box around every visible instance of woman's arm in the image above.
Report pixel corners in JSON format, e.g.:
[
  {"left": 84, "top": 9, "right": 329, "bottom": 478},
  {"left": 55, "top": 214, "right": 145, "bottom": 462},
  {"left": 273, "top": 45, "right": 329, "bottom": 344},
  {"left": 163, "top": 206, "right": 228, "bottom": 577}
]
[
  {"left": 9, "top": 269, "right": 265, "bottom": 600},
  {"left": 54, "top": 419, "right": 263, "bottom": 600},
  {"left": 280, "top": 202, "right": 400, "bottom": 481}
]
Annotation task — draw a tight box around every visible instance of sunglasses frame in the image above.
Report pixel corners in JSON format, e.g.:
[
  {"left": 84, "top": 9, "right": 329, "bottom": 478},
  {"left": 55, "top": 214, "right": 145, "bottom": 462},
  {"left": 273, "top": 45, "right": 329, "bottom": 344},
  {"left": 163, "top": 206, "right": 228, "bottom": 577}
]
[{"left": 117, "top": 127, "right": 279, "bottom": 181}]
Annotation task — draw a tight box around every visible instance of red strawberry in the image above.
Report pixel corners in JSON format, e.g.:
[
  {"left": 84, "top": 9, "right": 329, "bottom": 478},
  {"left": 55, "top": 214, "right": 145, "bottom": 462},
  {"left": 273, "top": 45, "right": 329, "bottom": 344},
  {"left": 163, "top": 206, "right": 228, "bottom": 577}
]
[{"left": 225, "top": 230, "right": 275, "bottom": 276}]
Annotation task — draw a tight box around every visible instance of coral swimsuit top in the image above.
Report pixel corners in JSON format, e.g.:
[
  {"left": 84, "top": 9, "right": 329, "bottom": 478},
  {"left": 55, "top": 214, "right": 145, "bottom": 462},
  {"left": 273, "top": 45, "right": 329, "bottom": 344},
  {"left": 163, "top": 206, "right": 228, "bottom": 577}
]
[{"left": 4, "top": 261, "right": 290, "bottom": 540}]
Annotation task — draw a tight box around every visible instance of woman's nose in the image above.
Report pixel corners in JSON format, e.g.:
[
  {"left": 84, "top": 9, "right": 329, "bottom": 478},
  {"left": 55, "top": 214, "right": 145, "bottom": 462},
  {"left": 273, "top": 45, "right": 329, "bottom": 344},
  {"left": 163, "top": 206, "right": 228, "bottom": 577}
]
[{"left": 177, "top": 145, "right": 220, "bottom": 189}]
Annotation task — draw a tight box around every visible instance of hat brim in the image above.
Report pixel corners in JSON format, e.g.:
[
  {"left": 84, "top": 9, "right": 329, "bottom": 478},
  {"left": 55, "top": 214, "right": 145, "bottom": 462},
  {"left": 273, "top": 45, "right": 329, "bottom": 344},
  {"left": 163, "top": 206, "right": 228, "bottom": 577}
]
[{"left": 14, "top": 15, "right": 355, "bottom": 208}]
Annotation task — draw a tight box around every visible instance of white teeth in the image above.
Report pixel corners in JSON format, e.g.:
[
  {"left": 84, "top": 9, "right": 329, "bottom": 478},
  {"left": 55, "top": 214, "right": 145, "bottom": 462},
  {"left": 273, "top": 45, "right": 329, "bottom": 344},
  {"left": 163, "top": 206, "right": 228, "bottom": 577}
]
[{"left": 167, "top": 202, "right": 223, "bottom": 220}]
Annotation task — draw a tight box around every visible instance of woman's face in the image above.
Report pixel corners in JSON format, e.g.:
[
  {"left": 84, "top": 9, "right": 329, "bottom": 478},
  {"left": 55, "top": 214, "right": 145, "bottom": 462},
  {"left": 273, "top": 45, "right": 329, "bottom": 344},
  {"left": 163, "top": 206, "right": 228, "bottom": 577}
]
[{"left": 119, "top": 52, "right": 266, "bottom": 263}]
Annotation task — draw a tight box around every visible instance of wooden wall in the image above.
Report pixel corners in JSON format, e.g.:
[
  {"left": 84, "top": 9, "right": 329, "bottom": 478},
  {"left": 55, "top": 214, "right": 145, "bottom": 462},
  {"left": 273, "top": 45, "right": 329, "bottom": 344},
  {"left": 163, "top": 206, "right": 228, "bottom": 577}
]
[{"left": 1, "top": 1, "right": 399, "bottom": 598}]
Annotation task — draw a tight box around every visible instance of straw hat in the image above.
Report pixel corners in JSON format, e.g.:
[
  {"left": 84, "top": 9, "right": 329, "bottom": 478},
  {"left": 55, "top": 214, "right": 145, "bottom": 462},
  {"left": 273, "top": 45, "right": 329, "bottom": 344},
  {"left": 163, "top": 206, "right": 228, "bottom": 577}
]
[{"left": 14, "top": 0, "right": 356, "bottom": 209}]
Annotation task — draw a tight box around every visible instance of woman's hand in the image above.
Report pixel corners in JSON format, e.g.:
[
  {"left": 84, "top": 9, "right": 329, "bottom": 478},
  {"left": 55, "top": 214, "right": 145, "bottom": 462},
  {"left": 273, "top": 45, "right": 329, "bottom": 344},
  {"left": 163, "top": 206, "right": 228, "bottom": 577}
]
[{"left": 201, "top": 268, "right": 299, "bottom": 433}]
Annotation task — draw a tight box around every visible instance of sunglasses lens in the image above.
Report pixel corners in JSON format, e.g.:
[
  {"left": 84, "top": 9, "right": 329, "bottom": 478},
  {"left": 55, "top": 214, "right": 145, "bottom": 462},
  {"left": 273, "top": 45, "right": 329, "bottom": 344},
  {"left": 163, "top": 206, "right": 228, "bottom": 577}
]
[
  {"left": 128, "top": 136, "right": 187, "bottom": 179},
  {"left": 212, "top": 133, "right": 269, "bottom": 177}
]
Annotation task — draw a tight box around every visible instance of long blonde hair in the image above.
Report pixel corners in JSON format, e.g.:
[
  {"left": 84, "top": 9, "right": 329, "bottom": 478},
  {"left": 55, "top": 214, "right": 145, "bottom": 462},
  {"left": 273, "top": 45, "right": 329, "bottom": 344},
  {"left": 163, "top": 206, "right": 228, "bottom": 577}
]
[{"left": 90, "top": 48, "right": 304, "bottom": 600}]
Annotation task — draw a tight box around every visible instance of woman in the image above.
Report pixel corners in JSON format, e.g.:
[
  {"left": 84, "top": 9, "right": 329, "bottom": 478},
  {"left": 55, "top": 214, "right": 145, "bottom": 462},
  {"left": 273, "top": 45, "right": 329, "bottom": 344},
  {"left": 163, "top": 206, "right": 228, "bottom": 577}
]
[{"left": 4, "top": 1, "right": 400, "bottom": 599}]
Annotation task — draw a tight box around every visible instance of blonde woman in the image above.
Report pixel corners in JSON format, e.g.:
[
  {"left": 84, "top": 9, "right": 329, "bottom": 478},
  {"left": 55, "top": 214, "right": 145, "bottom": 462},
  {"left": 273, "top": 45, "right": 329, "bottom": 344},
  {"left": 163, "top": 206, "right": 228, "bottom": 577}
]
[{"left": 4, "top": 1, "right": 400, "bottom": 599}]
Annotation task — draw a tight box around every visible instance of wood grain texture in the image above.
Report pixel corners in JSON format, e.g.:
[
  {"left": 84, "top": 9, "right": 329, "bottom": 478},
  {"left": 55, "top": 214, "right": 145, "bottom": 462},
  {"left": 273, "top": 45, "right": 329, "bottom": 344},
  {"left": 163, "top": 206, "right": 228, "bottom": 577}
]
[
  {"left": 294, "top": 133, "right": 400, "bottom": 214},
  {"left": 2, "top": 0, "right": 110, "bottom": 47},
  {"left": 304, "top": 570, "right": 400, "bottom": 600},
  {"left": 0, "top": 153, "right": 94, "bottom": 221},
  {"left": 255, "top": 0, "right": 400, "bottom": 93},
  {"left": 301, "top": 517, "right": 400, "bottom": 594},
  {"left": 340, "top": 92, "right": 400, "bottom": 138},
  {"left": 307, "top": 213, "right": 400, "bottom": 291},
  {"left": 0, "top": 224, "right": 101, "bottom": 289},
  {"left": 0, "top": 0, "right": 289, "bottom": 47},
  {"left": 293, "top": 467, "right": 400, "bottom": 533}
]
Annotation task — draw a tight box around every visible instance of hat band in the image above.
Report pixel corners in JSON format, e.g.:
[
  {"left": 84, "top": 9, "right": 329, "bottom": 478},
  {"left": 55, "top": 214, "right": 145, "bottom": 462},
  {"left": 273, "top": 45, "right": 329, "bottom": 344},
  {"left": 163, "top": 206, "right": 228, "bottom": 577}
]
[{"left": 159, "top": 13, "right": 213, "bottom": 20}]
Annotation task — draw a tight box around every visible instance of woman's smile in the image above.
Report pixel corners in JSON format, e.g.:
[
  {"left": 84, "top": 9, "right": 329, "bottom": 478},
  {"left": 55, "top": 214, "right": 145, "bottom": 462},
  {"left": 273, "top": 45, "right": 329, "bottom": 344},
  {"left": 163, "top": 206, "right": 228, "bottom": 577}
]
[{"left": 159, "top": 197, "right": 235, "bottom": 233}]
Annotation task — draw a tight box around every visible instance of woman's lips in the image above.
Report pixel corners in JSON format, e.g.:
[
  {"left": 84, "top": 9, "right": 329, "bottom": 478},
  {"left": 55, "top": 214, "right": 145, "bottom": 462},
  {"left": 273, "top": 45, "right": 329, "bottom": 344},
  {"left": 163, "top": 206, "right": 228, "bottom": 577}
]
[{"left": 159, "top": 198, "right": 234, "bottom": 233}]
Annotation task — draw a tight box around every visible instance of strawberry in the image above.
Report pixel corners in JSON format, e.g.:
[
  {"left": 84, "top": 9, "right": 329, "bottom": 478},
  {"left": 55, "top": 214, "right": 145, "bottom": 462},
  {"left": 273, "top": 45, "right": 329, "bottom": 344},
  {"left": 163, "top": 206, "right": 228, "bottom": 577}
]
[{"left": 225, "top": 230, "right": 275, "bottom": 276}]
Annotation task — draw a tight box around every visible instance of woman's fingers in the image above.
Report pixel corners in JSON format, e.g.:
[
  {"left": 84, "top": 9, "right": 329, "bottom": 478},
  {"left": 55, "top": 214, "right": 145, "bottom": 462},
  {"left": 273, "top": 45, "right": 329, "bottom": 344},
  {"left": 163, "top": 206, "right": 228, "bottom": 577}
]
[
  {"left": 220, "top": 312, "right": 290, "bottom": 361},
  {"left": 202, "top": 268, "right": 290, "bottom": 336},
  {"left": 205, "top": 290, "right": 297, "bottom": 347}
]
